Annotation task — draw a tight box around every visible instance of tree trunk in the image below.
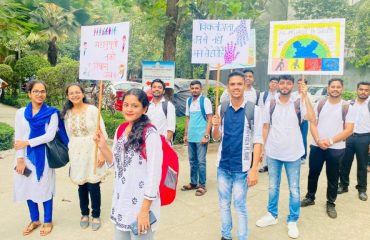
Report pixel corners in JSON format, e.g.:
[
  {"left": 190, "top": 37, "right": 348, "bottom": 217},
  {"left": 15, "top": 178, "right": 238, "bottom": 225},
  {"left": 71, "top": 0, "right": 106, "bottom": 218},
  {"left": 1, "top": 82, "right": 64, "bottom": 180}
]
[{"left": 163, "top": 0, "right": 179, "bottom": 61}]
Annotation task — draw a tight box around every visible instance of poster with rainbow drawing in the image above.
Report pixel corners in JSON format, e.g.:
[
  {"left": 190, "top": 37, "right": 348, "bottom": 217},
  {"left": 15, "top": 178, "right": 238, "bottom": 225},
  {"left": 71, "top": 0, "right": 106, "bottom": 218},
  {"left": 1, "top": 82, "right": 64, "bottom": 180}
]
[{"left": 268, "top": 19, "right": 345, "bottom": 75}]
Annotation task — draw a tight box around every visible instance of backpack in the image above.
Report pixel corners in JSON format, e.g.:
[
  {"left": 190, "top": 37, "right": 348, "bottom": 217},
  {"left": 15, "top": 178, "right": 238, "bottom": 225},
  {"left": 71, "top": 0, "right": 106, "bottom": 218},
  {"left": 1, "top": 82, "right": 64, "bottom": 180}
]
[
  {"left": 161, "top": 100, "right": 168, "bottom": 117},
  {"left": 269, "top": 98, "right": 301, "bottom": 125},
  {"left": 116, "top": 123, "right": 179, "bottom": 206},
  {"left": 220, "top": 101, "right": 255, "bottom": 130},
  {"left": 317, "top": 98, "right": 350, "bottom": 126},
  {"left": 187, "top": 96, "right": 207, "bottom": 121},
  {"left": 263, "top": 91, "right": 269, "bottom": 105},
  {"left": 349, "top": 99, "right": 370, "bottom": 114},
  {"left": 256, "top": 90, "right": 260, "bottom": 105}
]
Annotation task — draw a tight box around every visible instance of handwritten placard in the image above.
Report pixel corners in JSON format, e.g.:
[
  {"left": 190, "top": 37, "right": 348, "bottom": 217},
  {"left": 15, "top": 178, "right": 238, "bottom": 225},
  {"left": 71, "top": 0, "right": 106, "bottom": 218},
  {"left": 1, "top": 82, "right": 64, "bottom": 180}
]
[
  {"left": 268, "top": 19, "right": 345, "bottom": 75},
  {"left": 192, "top": 19, "right": 251, "bottom": 64},
  {"left": 79, "top": 22, "right": 130, "bottom": 81}
]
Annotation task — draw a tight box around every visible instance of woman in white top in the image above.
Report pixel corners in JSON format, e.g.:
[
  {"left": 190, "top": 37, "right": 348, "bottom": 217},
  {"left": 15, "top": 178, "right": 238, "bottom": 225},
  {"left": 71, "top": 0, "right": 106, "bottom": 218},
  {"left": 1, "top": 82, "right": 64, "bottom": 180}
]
[
  {"left": 61, "top": 83, "right": 108, "bottom": 231},
  {"left": 95, "top": 88, "right": 163, "bottom": 240},
  {"left": 14, "top": 80, "right": 69, "bottom": 236}
]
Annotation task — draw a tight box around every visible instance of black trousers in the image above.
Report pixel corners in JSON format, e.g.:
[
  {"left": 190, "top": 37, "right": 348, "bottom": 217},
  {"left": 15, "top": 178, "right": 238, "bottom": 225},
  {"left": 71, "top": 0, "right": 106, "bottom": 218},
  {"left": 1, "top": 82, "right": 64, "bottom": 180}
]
[
  {"left": 306, "top": 145, "right": 345, "bottom": 205},
  {"left": 339, "top": 134, "right": 370, "bottom": 193},
  {"left": 78, "top": 182, "right": 101, "bottom": 218}
]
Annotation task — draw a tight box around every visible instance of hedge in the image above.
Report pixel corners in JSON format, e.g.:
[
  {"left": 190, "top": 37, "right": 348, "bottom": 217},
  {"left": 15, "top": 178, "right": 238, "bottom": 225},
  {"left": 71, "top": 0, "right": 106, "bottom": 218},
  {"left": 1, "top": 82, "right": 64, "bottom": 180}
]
[{"left": 0, "top": 122, "right": 14, "bottom": 151}]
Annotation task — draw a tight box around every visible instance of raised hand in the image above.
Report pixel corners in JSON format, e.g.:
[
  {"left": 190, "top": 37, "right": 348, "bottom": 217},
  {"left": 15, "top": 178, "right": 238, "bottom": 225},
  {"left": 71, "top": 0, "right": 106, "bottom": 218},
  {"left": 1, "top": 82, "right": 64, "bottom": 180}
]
[{"left": 230, "top": 19, "right": 249, "bottom": 47}]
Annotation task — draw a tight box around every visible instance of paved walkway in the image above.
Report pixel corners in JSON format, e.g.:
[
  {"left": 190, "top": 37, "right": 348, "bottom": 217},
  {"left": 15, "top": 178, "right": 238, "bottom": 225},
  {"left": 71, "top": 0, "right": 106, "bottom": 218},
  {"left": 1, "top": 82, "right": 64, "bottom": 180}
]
[
  {"left": 0, "top": 103, "right": 369, "bottom": 240},
  {"left": 0, "top": 103, "right": 18, "bottom": 127}
]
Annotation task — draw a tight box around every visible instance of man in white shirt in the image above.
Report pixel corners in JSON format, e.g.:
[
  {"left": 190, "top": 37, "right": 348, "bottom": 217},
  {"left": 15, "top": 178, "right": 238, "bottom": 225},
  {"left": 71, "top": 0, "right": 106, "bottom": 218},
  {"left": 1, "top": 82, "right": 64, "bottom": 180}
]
[
  {"left": 146, "top": 79, "right": 176, "bottom": 142},
  {"left": 0, "top": 78, "right": 9, "bottom": 98},
  {"left": 258, "top": 76, "right": 279, "bottom": 173},
  {"left": 301, "top": 78, "right": 355, "bottom": 219},
  {"left": 220, "top": 69, "right": 260, "bottom": 104},
  {"left": 338, "top": 81, "right": 370, "bottom": 201},
  {"left": 256, "top": 75, "right": 315, "bottom": 239}
]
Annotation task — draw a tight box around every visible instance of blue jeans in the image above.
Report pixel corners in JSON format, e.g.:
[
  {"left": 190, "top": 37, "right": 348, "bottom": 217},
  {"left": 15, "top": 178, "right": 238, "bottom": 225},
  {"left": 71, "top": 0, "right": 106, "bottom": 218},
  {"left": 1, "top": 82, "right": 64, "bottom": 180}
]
[
  {"left": 188, "top": 142, "right": 208, "bottom": 187},
  {"left": 267, "top": 156, "right": 301, "bottom": 223},
  {"left": 217, "top": 168, "right": 248, "bottom": 240},
  {"left": 300, "top": 120, "right": 308, "bottom": 160}
]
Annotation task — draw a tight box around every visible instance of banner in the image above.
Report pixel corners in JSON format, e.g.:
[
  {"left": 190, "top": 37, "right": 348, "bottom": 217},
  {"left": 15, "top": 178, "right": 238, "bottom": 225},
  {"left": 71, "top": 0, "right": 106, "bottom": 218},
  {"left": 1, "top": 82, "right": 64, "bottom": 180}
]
[
  {"left": 142, "top": 61, "right": 175, "bottom": 90},
  {"left": 192, "top": 19, "right": 251, "bottom": 65},
  {"left": 268, "top": 19, "right": 345, "bottom": 75},
  {"left": 210, "top": 29, "right": 256, "bottom": 70},
  {"left": 79, "top": 22, "right": 130, "bottom": 81}
]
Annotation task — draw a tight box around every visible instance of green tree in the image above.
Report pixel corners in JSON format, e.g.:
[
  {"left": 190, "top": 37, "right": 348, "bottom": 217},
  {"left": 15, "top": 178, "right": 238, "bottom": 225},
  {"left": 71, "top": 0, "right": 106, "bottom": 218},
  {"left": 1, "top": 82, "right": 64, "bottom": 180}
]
[
  {"left": 14, "top": 54, "right": 50, "bottom": 80},
  {"left": 291, "top": 0, "right": 349, "bottom": 19}
]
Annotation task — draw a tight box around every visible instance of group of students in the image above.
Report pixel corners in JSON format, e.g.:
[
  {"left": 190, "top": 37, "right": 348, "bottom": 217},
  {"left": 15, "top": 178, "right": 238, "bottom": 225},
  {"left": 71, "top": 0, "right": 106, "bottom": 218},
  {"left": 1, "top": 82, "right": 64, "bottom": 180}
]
[
  {"left": 12, "top": 70, "right": 369, "bottom": 240},
  {"left": 13, "top": 80, "right": 164, "bottom": 239}
]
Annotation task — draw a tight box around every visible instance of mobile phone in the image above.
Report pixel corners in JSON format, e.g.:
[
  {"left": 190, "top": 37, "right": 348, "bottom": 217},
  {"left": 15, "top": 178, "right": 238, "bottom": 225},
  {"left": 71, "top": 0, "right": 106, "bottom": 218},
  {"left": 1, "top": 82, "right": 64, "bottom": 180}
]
[
  {"left": 130, "top": 211, "right": 157, "bottom": 236},
  {"left": 14, "top": 166, "right": 32, "bottom": 177}
]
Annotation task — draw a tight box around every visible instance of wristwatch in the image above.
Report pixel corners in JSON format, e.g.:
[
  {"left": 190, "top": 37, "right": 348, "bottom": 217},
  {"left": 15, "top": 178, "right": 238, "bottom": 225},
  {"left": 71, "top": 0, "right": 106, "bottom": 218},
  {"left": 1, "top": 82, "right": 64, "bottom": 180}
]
[{"left": 204, "top": 135, "right": 210, "bottom": 139}]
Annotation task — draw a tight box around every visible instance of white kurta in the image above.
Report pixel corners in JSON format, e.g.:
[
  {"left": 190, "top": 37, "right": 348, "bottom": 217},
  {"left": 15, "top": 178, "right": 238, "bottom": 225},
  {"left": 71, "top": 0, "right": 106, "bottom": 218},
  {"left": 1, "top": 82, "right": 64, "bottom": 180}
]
[
  {"left": 110, "top": 126, "right": 163, "bottom": 232},
  {"left": 64, "top": 105, "right": 108, "bottom": 185},
  {"left": 13, "top": 108, "right": 57, "bottom": 203}
]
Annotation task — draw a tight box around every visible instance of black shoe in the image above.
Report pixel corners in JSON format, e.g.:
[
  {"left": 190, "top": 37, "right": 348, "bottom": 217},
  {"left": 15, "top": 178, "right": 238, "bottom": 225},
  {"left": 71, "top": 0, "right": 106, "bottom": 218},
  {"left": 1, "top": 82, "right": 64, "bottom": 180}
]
[
  {"left": 301, "top": 197, "right": 315, "bottom": 207},
  {"left": 326, "top": 204, "right": 337, "bottom": 219},
  {"left": 221, "top": 237, "right": 232, "bottom": 240},
  {"left": 337, "top": 186, "right": 348, "bottom": 194},
  {"left": 359, "top": 192, "right": 368, "bottom": 201},
  {"left": 258, "top": 166, "right": 268, "bottom": 173}
]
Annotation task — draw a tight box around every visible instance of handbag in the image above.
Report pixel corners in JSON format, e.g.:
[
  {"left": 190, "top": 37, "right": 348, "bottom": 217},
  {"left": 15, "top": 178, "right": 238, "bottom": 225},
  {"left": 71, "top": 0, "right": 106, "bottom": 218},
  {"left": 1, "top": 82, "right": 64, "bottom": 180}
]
[{"left": 46, "top": 132, "right": 69, "bottom": 168}]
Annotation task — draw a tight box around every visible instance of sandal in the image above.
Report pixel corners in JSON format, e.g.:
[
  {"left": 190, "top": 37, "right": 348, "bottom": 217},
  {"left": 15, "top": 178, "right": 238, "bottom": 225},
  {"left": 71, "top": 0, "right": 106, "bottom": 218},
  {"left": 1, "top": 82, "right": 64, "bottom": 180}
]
[
  {"left": 181, "top": 183, "right": 198, "bottom": 191},
  {"left": 23, "top": 221, "right": 41, "bottom": 236},
  {"left": 40, "top": 223, "right": 53, "bottom": 236},
  {"left": 195, "top": 187, "right": 207, "bottom": 196},
  {"left": 80, "top": 216, "right": 89, "bottom": 229},
  {"left": 91, "top": 217, "right": 101, "bottom": 231}
]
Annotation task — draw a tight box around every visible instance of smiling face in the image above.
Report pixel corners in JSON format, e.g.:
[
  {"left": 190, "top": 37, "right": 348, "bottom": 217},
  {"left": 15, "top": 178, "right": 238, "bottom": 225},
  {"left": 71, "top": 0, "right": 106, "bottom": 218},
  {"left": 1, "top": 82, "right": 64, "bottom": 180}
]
[
  {"left": 269, "top": 80, "right": 278, "bottom": 92},
  {"left": 327, "top": 80, "right": 343, "bottom": 98},
  {"left": 67, "top": 85, "right": 85, "bottom": 105},
  {"left": 122, "top": 94, "right": 147, "bottom": 123},
  {"left": 244, "top": 71, "right": 254, "bottom": 87},
  {"left": 228, "top": 75, "right": 245, "bottom": 99},
  {"left": 278, "top": 79, "right": 294, "bottom": 96},
  {"left": 28, "top": 83, "right": 47, "bottom": 105},
  {"left": 357, "top": 84, "right": 370, "bottom": 100},
  {"left": 151, "top": 82, "right": 165, "bottom": 98}
]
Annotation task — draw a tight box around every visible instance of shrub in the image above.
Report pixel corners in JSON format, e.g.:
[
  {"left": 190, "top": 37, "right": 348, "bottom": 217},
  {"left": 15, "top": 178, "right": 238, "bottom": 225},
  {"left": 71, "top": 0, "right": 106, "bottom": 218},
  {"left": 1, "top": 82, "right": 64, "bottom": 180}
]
[
  {"left": 342, "top": 91, "right": 356, "bottom": 101},
  {"left": 37, "top": 61, "right": 79, "bottom": 106},
  {"left": 173, "top": 116, "right": 186, "bottom": 145},
  {"left": 14, "top": 55, "right": 50, "bottom": 80},
  {"left": 3, "top": 54, "right": 17, "bottom": 69},
  {"left": 101, "top": 110, "right": 125, "bottom": 139},
  {"left": 0, "top": 64, "right": 13, "bottom": 81},
  {"left": 207, "top": 85, "right": 225, "bottom": 111},
  {"left": 0, "top": 122, "right": 14, "bottom": 150}
]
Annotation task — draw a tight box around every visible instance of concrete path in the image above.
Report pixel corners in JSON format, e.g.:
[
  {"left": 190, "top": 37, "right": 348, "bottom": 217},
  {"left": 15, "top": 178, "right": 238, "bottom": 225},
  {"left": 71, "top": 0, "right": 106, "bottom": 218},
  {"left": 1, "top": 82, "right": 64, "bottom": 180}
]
[
  {"left": 0, "top": 102, "right": 369, "bottom": 240},
  {"left": 0, "top": 103, "right": 18, "bottom": 127}
]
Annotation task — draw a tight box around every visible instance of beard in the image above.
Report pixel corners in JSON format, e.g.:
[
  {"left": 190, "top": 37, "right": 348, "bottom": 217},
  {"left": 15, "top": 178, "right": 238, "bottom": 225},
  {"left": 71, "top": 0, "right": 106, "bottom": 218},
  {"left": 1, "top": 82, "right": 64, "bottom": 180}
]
[
  {"left": 279, "top": 89, "right": 292, "bottom": 96},
  {"left": 358, "top": 94, "right": 369, "bottom": 100}
]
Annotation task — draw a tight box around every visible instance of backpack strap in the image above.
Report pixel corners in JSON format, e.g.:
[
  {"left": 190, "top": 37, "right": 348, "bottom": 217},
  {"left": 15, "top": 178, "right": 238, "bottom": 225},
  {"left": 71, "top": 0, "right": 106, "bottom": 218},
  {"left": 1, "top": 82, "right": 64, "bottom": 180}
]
[
  {"left": 162, "top": 100, "right": 168, "bottom": 118},
  {"left": 245, "top": 101, "right": 255, "bottom": 130},
  {"left": 220, "top": 101, "right": 229, "bottom": 121},
  {"left": 317, "top": 98, "right": 327, "bottom": 120},
  {"left": 256, "top": 90, "right": 260, "bottom": 105},
  {"left": 269, "top": 99, "right": 277, "bottom": 124},
  {"left": 199, "top": 96, "right": 207, "bottom": 121},
  {"left": 342, "top": 101, "right": 350, "bottom": 125},
  {"left": 294, "top": 98, "right": 301, "bottom": 124},
  {"left": 368, "top": 100, "right": 370, "bottom": 114},
  {"left": 187, "top": 97, "right": 192, "bottom": 110},
  {"left": 116, "top": 122, "right": 129, "bottom": 141},
  {"left": 263, "top": 91, "right": 269, "bottom": 104}
]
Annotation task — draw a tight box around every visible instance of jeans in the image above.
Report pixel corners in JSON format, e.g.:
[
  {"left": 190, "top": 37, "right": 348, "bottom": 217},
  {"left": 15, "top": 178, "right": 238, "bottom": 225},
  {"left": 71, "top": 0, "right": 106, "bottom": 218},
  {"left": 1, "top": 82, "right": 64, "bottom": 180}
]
[
  {"left": 27, "top": 198, "right": 53, "bottom": 223},
  {"left": 188, "top": 142, "right": 208, "bottom": 187},
  {"left": 78, "top": 182, "right": 101, "bottom": 218},
  {"left": 217, "top": 168, "right": 248, "bottom": 240},
  {"left": 339, "top": 134, "right": 370, "bottom": 193},
  {"left": 114, "top": 228, "right": 154, "bottom": 240},
  {"left": 300, "top": 120, "right": 309, "bottom": 160},
  {"left": 266, "top": 156, "right": 301, "bottom": 223},
  {"left": 306, "top": 145, "right": 345, "bottom": 204}
]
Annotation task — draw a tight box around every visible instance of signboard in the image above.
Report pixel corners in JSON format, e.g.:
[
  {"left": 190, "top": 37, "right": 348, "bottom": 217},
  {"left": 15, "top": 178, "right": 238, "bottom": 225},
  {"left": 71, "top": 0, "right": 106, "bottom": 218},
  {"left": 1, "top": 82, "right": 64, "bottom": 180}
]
[
  {"left": 268, "top": 19, "right": 345, "bottom": 75},
  {"left": 142, "top": 61, "right": 175, "bottom": 89},
  {"left": 210, "top": 29, "right": 256, "bottom": 70},
  {"left": 192, "top": 19, "right": 251, "bottom": 65},
  {"left": 79, "top": 22, "right": 130, "bottom": 81}
]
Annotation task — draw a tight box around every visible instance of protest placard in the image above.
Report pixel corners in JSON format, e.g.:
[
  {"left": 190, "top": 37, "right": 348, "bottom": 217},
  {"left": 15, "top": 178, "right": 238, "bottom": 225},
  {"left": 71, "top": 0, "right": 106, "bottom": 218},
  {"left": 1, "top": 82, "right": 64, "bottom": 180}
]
[
  {"left": 79, "top": 22, "right": 130, "bottom": 81},
  {"left": 268, "top": 19, "right": 345, "bottom": 75},
  {"left": 142, "top": 61, "right": 175, "bottom": 90}
]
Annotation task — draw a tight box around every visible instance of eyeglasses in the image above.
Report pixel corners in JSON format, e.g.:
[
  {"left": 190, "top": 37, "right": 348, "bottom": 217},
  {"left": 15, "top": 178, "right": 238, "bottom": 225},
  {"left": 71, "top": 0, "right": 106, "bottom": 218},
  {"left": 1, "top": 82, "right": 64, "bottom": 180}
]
[
  {"left": 68, "top": 92, "right": 82, "bottom": 96},
  {"left": 32, "top": 90, "right": 46, "bottom": 95}
]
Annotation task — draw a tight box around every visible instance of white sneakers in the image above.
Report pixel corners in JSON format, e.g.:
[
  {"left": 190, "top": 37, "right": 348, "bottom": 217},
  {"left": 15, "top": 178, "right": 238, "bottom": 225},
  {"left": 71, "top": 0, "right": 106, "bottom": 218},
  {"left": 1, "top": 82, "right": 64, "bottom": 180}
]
[
  {"left": 255, "top": 212, "right": 278, "bottom": 227},
  {"left": 288, "top": 222, "right": 299, "bottom": 239},
  {"left": 256, "top": 213, "right": 299, "bottom": 239}
]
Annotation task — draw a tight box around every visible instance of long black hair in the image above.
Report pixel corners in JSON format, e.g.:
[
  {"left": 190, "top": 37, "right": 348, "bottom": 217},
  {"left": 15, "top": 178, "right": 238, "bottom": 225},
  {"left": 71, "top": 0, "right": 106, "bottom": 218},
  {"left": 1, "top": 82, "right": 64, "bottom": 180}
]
[
  {"left": 26, "top": 80, "right": 47, "bottom": 93},
  {"left": 61, "top": 83, "right": 89, "bottom": 119},
  {"left": 123, "top": 88, "right": 150, "bottom": 152}
]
